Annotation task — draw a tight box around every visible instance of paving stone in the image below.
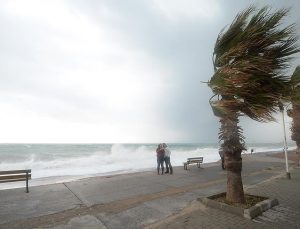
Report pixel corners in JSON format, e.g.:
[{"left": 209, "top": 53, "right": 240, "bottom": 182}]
[{"left": 49, "top": 215, "right": 107, "bottom": 229}]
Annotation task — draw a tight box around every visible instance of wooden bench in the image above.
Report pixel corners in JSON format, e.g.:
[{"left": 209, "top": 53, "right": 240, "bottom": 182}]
[
  {"left": 184, "top": 157, "right": 203, "bottom": 170},
  {"left": 0, "top": 169, "right": 31, "bottom": 193}
]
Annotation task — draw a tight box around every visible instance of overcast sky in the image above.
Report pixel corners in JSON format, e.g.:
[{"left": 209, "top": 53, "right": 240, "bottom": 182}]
[{"left": 0, "top": 0, "right": 299, "bottom": 143}]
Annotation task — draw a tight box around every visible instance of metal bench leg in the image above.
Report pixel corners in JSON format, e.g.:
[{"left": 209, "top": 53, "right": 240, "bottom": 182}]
[{"left": 26, "top": 172, "right": 29, "bottom": 193}]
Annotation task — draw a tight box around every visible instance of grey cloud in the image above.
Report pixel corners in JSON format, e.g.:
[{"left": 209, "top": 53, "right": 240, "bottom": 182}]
[
  {"left": 71, "top": 0, "right": 299, "bottom": 143},
  {"left": 0, "top": 0, "right": 299, "bottom": 142},
  {"left": 67, "top": 0, "right": 221, "bottom": 141}
]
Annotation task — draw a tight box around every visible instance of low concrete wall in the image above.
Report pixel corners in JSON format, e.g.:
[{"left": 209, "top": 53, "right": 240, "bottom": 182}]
[{"left": 200, "top": 193, "right": 279, "bottom": 219}]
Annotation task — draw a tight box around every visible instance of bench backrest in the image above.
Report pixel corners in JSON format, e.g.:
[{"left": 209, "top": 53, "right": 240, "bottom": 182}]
[
  {"left": 187, "top": 157, "right": 203, "bottom": 163},
  {"left": 0, "top": 170, "right": 31, "bottom": 183}
]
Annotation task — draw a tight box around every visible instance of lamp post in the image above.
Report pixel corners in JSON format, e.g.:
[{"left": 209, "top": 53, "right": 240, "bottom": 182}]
[{"left": 279, "top": 102, "right": 291, "bottom": 179}]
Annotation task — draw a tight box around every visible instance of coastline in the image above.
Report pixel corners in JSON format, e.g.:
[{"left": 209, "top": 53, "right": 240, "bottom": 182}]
[
  {"left": 0, "top": 168, "right": 153, "bottom": 191},
  {"left": 1, "top": 150, "right": 298, "bottom": 228},
  {"left": 0, "top": 149, "right": 295, "bottom": 191}
]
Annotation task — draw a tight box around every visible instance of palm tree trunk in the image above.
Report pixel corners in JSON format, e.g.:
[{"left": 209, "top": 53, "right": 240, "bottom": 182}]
[
  {"left": 220, "top": 114, "right": 246, "bottom": 203},
  {"left": 225, "top": 153, "right": 244, "bottom": 203},
  {"left": 296, "top": 144, "right": 300, "bottom": 167},
  {"left": 291, "top": 104, "right": 300, "bottom": 166}
]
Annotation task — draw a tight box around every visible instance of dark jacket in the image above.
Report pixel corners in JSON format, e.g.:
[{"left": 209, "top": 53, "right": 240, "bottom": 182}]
[{"left": 156, "top": 148, "right": 165, "bottom": 158}]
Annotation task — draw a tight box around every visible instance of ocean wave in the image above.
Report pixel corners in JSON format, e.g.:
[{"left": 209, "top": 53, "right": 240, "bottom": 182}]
[{"left": 0, "top": 143, "right": 293, "bottom": 182}]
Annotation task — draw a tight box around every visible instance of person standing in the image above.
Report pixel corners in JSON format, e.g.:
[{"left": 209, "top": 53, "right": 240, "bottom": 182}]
[
  {"left": 156, "top": 144, "right": 165, "bottom": 175},
  {"left": 163, "top": 143, "right": 173, "bottom": 174},
  {"left": 219, "top": 149, "right": 225, "bottom": 170}
]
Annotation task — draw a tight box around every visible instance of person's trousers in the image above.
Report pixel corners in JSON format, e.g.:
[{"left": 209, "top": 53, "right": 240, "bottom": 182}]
[
  {"left": 157, "top": 156, "right": 164, "bottom": 174},
  {"left": 164, "top": 156, "right": 173, "bottom": 174}
]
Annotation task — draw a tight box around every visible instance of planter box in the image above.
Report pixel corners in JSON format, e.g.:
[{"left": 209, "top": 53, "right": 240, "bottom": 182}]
[{"left": 200, "top": 192, "right": 279, "bottom": 219}]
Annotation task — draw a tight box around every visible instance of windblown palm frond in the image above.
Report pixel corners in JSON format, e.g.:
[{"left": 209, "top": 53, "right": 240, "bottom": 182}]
[
  {"left": 209, "top": 6, "right": 300, "bottom": 122},
  {"left": 207, "top": 5, "right": 299, "bottom": 204}
]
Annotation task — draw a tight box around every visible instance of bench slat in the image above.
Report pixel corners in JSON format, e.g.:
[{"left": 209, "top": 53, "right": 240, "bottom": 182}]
[
  {"left": 0, "top": 178, "right": 29, "bottom": 183},
  {"left": 187, "top": 157, "right": 203, "bottom": 160},
  {"left": 0, "top": 174, "right": 31, "bottom": 181},
  {"left": 0, "top": 170, "right": 31, "bottom": 175},
  {"left": 188, "top": 160, "right": 202, "bottom": 163},
  {"left": 188, "top": 158, "right": 203, "bottom": 162}
]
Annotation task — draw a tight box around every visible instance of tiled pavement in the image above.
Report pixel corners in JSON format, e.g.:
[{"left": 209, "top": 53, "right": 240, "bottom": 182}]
[
  {"left": 148, "top": 166, "right": 300, "bottom": 229},
  {"left": 0, "top": 154, "right": 299, "bottom": 229}
]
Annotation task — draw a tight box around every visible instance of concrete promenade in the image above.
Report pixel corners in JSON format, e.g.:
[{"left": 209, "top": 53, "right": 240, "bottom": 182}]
[{"left": 0, "top": 153, "right": 299, "bottom": 229}]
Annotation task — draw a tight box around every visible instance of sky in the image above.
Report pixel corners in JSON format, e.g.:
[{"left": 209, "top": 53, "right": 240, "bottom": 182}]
[{"left": 0, "top": 0, "right": 299, "bottom": 143}]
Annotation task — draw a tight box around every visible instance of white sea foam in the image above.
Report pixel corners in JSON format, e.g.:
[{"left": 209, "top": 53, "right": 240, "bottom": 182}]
[{"left": 0, "top": 143, "right": 294, "bottom": 190}]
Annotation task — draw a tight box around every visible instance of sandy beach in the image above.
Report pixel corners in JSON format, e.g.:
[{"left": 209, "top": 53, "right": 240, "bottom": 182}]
[{"left": 0, "top": 150, "right": 299, "bottom": 228}]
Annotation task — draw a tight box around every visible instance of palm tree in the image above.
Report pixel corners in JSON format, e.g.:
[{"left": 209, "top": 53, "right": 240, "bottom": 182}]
[
  {"left": 287, "top": 66, "right": 300, "bottom": 166},
  {"left": 208, "top": 6, "right": 299, "bottom": 203}
]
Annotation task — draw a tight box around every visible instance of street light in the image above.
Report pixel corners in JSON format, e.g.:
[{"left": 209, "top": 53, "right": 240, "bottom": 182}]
[{"left": 279, "top": 102, "right": 291, "bottom": 179}]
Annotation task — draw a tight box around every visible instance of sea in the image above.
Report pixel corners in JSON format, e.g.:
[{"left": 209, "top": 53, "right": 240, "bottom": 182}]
[{"left": 0, "top": 143, "right": 295, "bottom": 190}]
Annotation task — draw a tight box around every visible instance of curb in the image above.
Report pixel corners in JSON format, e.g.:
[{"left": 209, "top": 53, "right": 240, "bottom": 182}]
[{"left": 199, "top": 193, "right": 279, "bottom": 219}]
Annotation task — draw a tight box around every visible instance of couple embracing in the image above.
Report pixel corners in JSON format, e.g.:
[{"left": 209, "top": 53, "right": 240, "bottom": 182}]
[{"left": 156, "top": 143, "right": 173, "bottom": 175}]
